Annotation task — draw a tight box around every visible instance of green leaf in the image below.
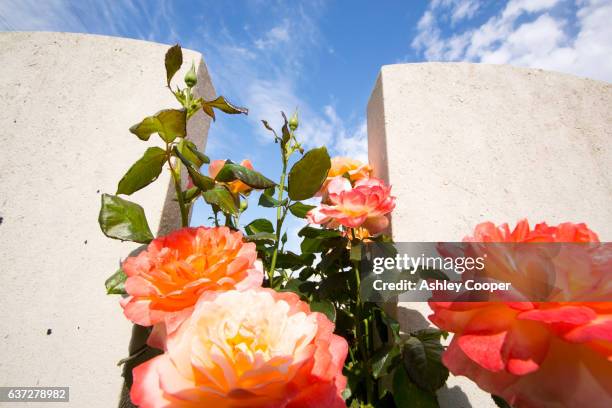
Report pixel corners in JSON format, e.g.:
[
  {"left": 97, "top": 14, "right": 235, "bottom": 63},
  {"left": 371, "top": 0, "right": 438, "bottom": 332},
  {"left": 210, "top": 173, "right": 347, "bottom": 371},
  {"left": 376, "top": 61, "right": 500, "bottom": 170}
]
[
  {"left": 116, "top": 147, "right": 167, "bottom": 195},
  {"left": 203, "top": 186, "right": 238, "bottom": 215},
  {"left": 280, "top": 112, "right": 291, "bottom": 144},
  {"left": 98, "top": 194, "right": 154, "bottom": 243},
  {"left": 371, "top": 344, "right": 401, "bottom": 379},
  {"left": 298, "top": 226, "right": 342, "bottom": 239},
  {"left": 287, "top": 147, "right": 331, "bottom": 201},
  {"left": 393, "top": 366, "right": 439, "bottom": 408},
  {"left": 379, "top": 308, "right": 401, "bottom": 343},
  {"left": 186, "top": 142, "right": 209, "bottom": 164},
  {"left": 289, "top": 202, "right": 316, "bottom": 218},
  {"left": 492, "top": 395, "right": 512, "bottom": 408},
  {"left": 245, "top": 218, "right": 274, "bottom": 235},
  {"left": 177, "top": 139, "right": 207, "bottom": 168},
  {"left": 215, "top": 162, "right": 275, "bottom": 189},
  {"left": 175, "top": 148, "right": 215, "bottom": 191},
  {"left": 243, "top": 232, "right": 277, "bottom": 243},
  {"left": 202, "top": 96, "right": 248, "bottom": 121},
  {"left": 182, "top": 186, "right": 201, "bottom": 203},
  {"left": 105, "top": 268, "right": 127, "bottom": 295},
  {"left": 403, "top": 328, "right": 449, "bottom": 392},
  {"left": 259, "top": 193, "right": 284, "bottom": 208},
  {"left": 129, "top": 109, "right": 187, "bottom": 143},
  {"left": 165, "top": 44, "right": 183, "bottom": 86},
  {"left": 310, "top": 299, "right": 336, "bottom": 322}
]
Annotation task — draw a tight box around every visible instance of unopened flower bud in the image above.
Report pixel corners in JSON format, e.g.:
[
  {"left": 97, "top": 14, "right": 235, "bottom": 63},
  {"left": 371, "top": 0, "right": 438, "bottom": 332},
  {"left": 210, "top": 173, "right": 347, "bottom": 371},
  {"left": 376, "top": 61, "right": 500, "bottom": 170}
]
[
  {"left": 289, "top": 110, "right": 299, "bottom": 131},
  {"left": 184, "top": 62, "right": 197, "bottom": 88}
]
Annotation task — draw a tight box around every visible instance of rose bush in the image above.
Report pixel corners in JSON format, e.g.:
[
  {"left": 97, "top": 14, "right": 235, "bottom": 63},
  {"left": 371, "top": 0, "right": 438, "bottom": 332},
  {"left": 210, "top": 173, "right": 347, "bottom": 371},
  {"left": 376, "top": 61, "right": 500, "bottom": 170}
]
[
  {"left": 99, "top": 44, "right": 610, "bottom": 408},
  {"left": 429, "top": 220, "right": 612, "bottom": 408},
  {"left": 131, "top": 289, "right": 348, "bottom": 408}
]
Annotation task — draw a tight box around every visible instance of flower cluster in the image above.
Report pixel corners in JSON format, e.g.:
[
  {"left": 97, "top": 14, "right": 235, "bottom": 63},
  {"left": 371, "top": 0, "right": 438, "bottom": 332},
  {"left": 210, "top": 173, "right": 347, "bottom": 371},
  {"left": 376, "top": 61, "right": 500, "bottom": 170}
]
[
  {"left": 307, "top": 157, "right": 395, "bottom": 235},
  {"left": 429, "top": 220, "right": 612, "bottom": 408},
  {"left": 122, "top": 227, "right": 348, "bottom": 407}
]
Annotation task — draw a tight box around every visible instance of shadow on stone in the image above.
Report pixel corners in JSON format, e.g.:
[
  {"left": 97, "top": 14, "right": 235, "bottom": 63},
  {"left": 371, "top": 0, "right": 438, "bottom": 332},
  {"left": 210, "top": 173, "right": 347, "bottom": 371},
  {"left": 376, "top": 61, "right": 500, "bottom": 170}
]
[{"left": 438, "top": 385, "right": 472, "bottom": 408}]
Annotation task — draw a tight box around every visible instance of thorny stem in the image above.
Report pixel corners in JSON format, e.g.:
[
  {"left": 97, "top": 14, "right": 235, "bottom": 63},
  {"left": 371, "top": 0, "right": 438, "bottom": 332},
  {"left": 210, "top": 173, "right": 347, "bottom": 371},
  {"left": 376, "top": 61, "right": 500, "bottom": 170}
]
[
  {"left": 268, "top": 159, "right": 288, "bottom": 287},
  {"left": 167, "top": 144, "right": 189, "bottom": 228}
]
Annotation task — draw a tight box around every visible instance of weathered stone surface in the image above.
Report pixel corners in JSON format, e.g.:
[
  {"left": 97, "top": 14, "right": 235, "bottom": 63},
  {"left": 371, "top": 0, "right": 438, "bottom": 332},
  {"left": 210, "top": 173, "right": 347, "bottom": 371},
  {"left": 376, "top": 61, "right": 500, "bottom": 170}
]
[
  {"left": 0, "top": 32, "right": 214, "bottom": 407},
  {"left": 367, "top": 62, "right": 611, "bottom": 407}
]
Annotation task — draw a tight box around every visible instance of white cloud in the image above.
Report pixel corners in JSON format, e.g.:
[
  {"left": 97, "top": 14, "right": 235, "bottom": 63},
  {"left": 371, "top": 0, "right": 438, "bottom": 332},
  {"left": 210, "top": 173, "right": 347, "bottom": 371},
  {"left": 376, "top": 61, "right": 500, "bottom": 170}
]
[
  {"left": 411, "top": 0, "right": 612, "bottom": 83},
  {"left": 254, "top": 19, "right": 291, "bottom": 50}
]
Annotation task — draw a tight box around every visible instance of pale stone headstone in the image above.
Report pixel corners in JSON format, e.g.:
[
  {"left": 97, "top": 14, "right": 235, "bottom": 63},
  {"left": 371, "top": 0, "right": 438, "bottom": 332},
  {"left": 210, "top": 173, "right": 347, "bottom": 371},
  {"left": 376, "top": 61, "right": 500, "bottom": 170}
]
[
  {"left": 367, "top": 63, "right": 611, "bottom": 407},
  {"left": 0, "top": 32, "right": 214, "bottom": 407}
]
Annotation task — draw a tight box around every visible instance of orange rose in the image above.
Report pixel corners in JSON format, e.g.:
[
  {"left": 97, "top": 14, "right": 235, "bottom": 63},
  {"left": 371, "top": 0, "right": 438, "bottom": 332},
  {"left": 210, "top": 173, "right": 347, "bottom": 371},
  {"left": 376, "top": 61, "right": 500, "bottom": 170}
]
[
  {"left": 429, "top": 220, "right": 612, "bottom": 408},
  {"left": 121, "top": 226, "right": 263, "bottom": 327},
  {"left": 318, "top": 157, "right": 372, "bottom": 198},
  {"left": 131, "top": 289, "right": 348, "bottom": 408},
  {"left": 209, "top": 159, "right": 254, "bottom": 194}
]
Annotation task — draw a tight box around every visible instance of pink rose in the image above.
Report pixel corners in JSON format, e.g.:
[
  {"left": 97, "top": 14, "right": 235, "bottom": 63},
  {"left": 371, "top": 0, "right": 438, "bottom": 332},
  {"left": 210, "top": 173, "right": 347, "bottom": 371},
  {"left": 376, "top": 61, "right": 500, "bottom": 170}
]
[
  {"left": 307, "top": 176, "right": 395, "bottom": 234},
  {"left": 131, "top": 289, "right": 348, "bottom": 408},
  {"left": 429, "top": 220, "right": 612, "bottom": 408}
]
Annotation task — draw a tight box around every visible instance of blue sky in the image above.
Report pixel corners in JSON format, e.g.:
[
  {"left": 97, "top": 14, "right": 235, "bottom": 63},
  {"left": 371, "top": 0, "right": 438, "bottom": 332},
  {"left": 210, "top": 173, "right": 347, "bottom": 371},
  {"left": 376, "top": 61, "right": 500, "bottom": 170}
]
[{"left": 2, "top": 0, "right": 610, "bottom": 247}]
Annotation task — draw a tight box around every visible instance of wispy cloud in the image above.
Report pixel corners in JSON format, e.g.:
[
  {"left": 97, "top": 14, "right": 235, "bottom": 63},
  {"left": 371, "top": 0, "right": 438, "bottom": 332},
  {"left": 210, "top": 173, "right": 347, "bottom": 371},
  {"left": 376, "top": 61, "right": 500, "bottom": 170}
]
[
  {"left": 254, "top": 19, "right": 290, "bottom": 50},
  {"left": 411, "top": 0, "right": 612, "bottom": 83},
  {"left": 0, "top": 0, "right": 365, "bottom": 160}
]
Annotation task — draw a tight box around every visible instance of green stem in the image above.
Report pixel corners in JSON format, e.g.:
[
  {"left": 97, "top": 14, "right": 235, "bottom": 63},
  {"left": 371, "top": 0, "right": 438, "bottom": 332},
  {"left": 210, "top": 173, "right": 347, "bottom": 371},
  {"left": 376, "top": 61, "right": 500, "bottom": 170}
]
[
  {"left": 351, "top": 235, "right": 374, "bottom": 404},
  {"left": 167, "top": 145, "right": 189, "bottom": 228},
  {"left": 268, "top": 160, "right": 288, "bottom": 287}
]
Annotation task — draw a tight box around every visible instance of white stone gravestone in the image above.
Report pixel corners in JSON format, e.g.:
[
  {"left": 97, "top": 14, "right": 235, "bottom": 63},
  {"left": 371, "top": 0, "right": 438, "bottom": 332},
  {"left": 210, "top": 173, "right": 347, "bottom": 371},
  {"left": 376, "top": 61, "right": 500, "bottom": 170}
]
[
  {"left": 0, "top": 32, "right": 214, "bottom": 407},
  {"left": 367, "top": 63, "right": 611, "bottom": 407}
]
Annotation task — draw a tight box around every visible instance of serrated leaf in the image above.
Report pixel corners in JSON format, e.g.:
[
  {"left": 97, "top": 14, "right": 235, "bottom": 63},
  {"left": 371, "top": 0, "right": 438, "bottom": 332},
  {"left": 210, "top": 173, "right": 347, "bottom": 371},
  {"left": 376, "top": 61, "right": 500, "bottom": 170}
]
[
  {"left": 98, "top": 194, "right": 153, "bottom": 243},
  {"left": 289, "top": 202, "right": 316, "bottom": 218},
  {"left": 175, "top": 148, "right": 215, "bottom": 191},
  {"left": 177, "top": 139, "right": 207, "bottom": 168},
  {"left": 129, "top": 109, "right": 186, "bottom": 143},
  {"left": 245, "top": 218, "right": 274, "bottom": 235},
  {"left": 105, "top": 268, "right": 127, "bottom": 295},
  {"left": 393, "top": 366, "right": 439, "bottom": 408},
  {"left": 117, "top": 147, "right": 167, "bottom": 195},
  {"left": 403, "top": 328, "right": 449, "bottom": 392},
  {"left": 186, "top": 142, "right": 209, "bottom": 164},
  {"left": 215, "top": 162, "right": 275, "bottom": 189},
  {"left": 203, "top": 186, "right": 238, "bottom": 215},
  {"left": 165, "top": 44, "right": 183, "bottom": 86},
  {"left": 371, "top": 344, "right": 401, "bottom": 379},
  {"left": 287, "top": 147, "right": 331, "bottom": 201},
  {"left": 259, "top": 193, "right": 284, "bottom": 208},
  {"left": 202, "top": 96, "right": 248, "bottom": 121},
  {"left": 243, "top": 232, "right": 277, "bottom": 243}
]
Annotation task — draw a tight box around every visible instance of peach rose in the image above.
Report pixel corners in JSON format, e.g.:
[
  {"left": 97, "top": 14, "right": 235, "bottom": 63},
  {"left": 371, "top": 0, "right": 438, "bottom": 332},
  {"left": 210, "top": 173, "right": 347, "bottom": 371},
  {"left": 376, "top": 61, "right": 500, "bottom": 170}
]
[
  {"left": 131, "top": 289, "right": 348, "bottom": 408},
  {"left": 318, "top": 157, "right": 372, "bottom": 197},
  {"left": 429, "top": 220, "right": 612, "bottom": 408},
  {"left": 121, "top": 226, "right": 263, "bottom": 327},
  {"left": 209, "top": 159, "right": 254, "bottom": 194},
  {"left": 307, "top": 176, "right": 395, "bottom": 235}
]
